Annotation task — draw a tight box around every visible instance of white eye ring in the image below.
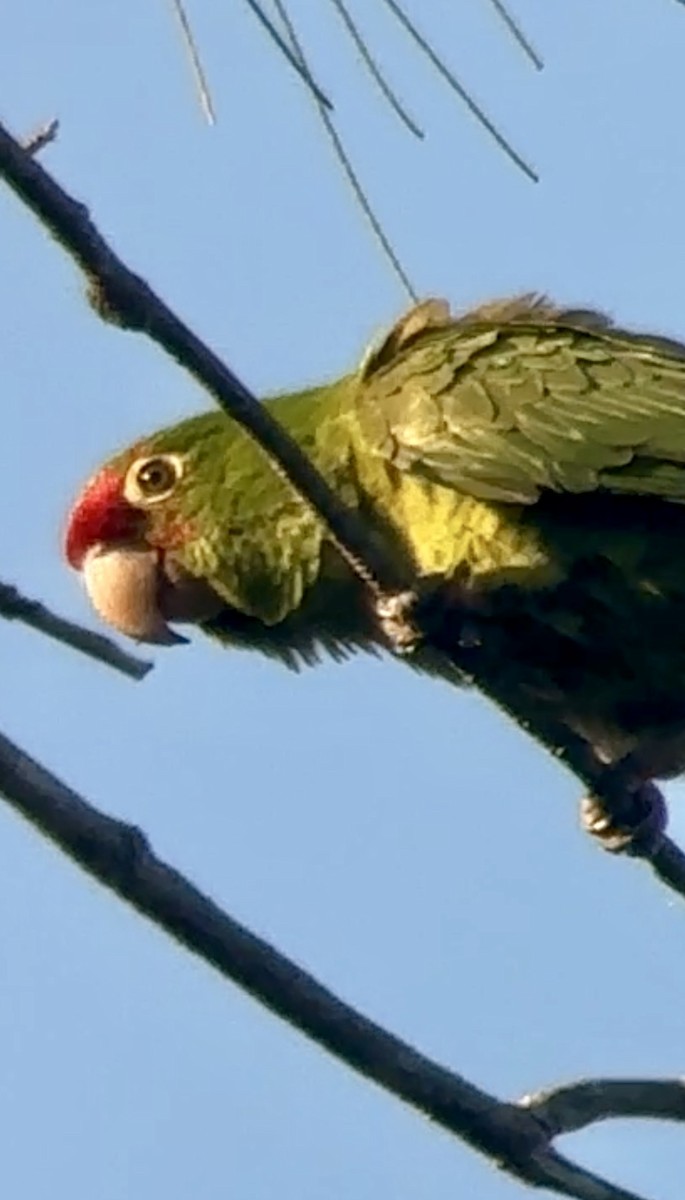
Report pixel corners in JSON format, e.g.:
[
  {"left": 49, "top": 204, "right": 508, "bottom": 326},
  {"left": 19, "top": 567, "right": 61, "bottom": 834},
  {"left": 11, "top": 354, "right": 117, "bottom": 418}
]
[{"left": 124, "top": 453, "right": 185, "bottom": 506}]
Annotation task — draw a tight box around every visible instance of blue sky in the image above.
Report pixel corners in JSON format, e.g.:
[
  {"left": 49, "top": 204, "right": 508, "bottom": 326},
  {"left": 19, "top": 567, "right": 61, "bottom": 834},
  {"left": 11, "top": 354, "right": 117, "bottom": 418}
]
[{"left": 2, "top": 2, "right": 685, "bottom": 1197}]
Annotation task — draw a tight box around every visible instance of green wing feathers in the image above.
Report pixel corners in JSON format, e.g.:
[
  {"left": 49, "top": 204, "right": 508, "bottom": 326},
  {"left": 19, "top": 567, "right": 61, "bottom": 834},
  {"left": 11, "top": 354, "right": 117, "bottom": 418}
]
[{"left": 355, "top": 297, "right": 685, "bottom": 505}]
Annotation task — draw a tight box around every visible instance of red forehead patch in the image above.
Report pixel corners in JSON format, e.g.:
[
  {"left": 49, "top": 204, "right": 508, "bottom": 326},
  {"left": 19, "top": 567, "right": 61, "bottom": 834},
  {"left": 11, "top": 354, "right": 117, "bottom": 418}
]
[{"left": 64, "top": 466, "right": 141, "bottom": 569}]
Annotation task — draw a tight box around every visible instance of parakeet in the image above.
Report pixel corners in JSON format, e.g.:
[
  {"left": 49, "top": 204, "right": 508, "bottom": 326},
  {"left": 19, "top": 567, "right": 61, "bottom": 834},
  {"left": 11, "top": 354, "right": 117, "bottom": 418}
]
[{"left": 65, "top": 296, "right": 685, "bottom": 843}]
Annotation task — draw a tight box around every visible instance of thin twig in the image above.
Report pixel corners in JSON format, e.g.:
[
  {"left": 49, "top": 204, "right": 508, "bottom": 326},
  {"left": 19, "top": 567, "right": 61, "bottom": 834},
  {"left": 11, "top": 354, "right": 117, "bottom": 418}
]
[
  {"left": 381, "top": 0, "right": 538, "bottom": 182},
  {"left": 487, "top": 0, "right": 544, "bottom": 71},
  {"left": 242, "top": 0, "right": 334, "bottom": 109},
  {"left": 273, "top": 0, "right": 419, "bottom": 301},
  {"left": 521, "top": 1078, "right": 685, "bottom": 1136},
  {"left": 22, "top": 118, "right": 59, "bottom": 157},
  {"left": 329, "top": 0, "right": 424, "bottom": 138},
  {"left": 0, "top": 581, "right": 151, "bottom": 680},
  {"left": 168, "top": 0, "right": 216, "bottom": 124},
  {"left": 0, "top": 728, "right": 668, "bottom": 1200},
  {"left": 2, "top": 118, "right": 685, "bottom": 902}
]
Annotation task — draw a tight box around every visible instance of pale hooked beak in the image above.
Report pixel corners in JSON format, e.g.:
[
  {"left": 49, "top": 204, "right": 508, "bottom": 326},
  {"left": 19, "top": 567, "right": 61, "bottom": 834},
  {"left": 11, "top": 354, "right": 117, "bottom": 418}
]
[{"left": 82, "top": 543, "right": 222, "bottom": 646}]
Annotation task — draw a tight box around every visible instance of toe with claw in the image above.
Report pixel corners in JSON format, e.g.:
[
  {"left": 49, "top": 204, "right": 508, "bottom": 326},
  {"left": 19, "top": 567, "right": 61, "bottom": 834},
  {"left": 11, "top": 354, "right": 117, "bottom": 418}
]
[
  {"left": 580, "top": 778, "right": 668, "bottom": 857},
  {"left": 374, "top": 589, "right": 423, "bottom": 655}
]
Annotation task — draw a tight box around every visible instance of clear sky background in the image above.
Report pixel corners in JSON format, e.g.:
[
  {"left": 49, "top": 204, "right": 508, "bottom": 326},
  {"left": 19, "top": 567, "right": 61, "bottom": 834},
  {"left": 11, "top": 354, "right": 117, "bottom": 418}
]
[{"left": 2, "top": 2, "right": 685, "bottom": 1197}]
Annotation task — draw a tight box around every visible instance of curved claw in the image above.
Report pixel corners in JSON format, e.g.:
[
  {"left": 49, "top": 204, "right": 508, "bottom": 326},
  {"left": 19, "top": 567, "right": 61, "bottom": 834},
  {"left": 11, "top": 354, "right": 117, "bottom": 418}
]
[
  {"left": 374, "top": 590, "right": 422, "bottom": 655},
  {"left": 580, "top": 781, "right": 668, "bottom": 858}
]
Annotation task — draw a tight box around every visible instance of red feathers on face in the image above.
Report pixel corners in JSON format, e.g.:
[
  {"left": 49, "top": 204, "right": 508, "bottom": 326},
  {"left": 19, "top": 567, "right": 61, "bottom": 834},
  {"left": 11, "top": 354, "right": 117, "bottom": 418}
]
[{"left": 64, "top": 467, "right": 142, "bottom": 569}]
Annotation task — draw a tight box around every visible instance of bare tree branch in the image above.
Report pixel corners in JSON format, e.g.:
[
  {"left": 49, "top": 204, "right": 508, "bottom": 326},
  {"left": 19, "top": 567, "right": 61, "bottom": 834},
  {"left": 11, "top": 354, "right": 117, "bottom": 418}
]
[
  {"left": 1, "top": 119, "right": 684, "bottom": 898},
  {"left": 0, "top": 580, "right": 151, "bottom": 680},
  {"left": 522, "top": 1078, "right": 685, "bottom": 1136},
  {"left": 644, "top": 836, "right": 685, "bottom": 901},
  {"left": 0, "top": 726, "right": 677, "bottom": 1200}
]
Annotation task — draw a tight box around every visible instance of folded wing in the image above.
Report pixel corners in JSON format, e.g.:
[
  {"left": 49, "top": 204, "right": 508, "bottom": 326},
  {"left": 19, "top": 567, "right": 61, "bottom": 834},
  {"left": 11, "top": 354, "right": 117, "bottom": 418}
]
[{"left": 355, "top": 297, "right": 685, "bottom": 505}]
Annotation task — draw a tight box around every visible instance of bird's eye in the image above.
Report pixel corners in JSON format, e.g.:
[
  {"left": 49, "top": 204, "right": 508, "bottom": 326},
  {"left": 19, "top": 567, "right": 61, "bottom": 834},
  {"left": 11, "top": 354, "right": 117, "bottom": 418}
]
[{"left": 124, "top": 454, "right": 183, "bottom": 506}]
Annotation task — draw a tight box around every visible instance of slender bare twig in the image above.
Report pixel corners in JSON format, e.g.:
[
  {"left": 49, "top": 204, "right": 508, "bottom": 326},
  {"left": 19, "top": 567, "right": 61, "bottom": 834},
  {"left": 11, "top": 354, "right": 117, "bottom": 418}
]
[
  {"left": 487, "top": 0, "right": 544, "bottom": 71},
  {"left": 0, "top": 581, "right": 151, "bottom": 680},
  {"left": 241, "top": 0, "right": 333, "bottom": 109},
  {"left": 521, "top": 1078, "right": 685, "bottom": 1136},
  {"left": 329, "top": 0, "right": 424, "bottom": 138},
  {"left": 380, "top": 0, "right": 538, "bottom": 181},
  {"left": 171, "top": 0, "right": 534, "bottom": 291},
  {"left": 273, "top": 0, "right": 418, "bottom": 301},
  {"left": 22, "top": 118, "right": 59, "bottom": 156},
  {"left": 0, "top": 727, "right": 674, "bottom": 1200},
  {"left": 168, "top": 0, "right": 216, "bottom": 124}
]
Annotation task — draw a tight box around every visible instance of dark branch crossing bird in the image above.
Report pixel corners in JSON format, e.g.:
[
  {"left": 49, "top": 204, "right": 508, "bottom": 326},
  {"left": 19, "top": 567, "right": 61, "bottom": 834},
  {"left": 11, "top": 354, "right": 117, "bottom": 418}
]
[{"left": 65, "top": 297, "right": 685, "bottom": 853}]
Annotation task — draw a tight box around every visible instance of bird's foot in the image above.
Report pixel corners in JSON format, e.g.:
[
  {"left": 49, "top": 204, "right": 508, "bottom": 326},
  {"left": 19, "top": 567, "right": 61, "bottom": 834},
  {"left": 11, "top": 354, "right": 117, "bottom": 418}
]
[
  {"left": 580, "top": 778, "right": 668, "bottom": 857},
  {"left": 375, "top": 577, "right": 493, "bottom": 660},
  {"left": 374, "top": 589, "right": 423, "bottom": 656}
]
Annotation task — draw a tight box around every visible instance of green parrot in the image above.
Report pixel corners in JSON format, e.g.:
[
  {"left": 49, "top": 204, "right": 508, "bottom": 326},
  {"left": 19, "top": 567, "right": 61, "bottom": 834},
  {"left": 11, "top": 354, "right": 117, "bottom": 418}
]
[{"left": 66, "top": 295, "right": 685, "bottom": 845}]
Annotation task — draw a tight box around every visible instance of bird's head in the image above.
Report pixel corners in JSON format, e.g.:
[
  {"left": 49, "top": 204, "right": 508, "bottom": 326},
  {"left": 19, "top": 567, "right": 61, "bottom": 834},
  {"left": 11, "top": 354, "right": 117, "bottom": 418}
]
[{"left": 64, "top": 414, "right": 228, "bottom": 645}]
